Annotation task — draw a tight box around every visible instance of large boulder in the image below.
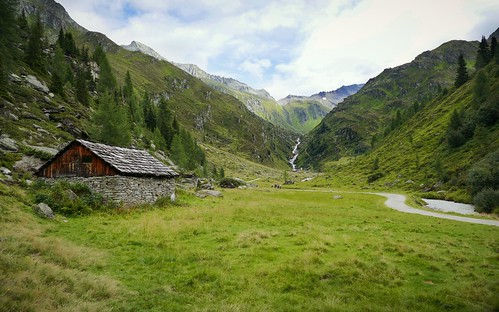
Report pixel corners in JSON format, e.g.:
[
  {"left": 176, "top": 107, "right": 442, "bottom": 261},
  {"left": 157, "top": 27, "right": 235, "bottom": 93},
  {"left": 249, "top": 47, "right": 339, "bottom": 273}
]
[
  {"left": 13, "top": 156, "right": 45, "bottom": 173},
  {"left": 196, "top": 190, "right": 223, "bottom": 198},
  {"left": 0, "top": 134, "right": 19, "bottom": 152},
  {"left": 33, "top": 203, "right": 55, "bottom": 219},
  {"left": 25, "top": 75, "right": 49, "bottom": 93}
]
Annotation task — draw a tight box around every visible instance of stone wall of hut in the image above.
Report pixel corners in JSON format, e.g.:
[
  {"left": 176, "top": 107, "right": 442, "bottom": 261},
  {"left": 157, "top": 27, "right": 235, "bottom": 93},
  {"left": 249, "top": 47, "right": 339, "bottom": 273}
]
[{"left": 45, "top": 176, "right": 176, "bottom": 206}]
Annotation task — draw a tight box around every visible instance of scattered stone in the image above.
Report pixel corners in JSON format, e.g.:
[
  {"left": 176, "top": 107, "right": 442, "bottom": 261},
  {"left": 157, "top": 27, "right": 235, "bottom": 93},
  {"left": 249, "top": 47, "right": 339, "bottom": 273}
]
[
  {"left": 43, "top": 96, "right": 51, "bottom": 103},
  {"left": 49, "top": 92, "right": 55, "bottom": 98},
  {"left": 333, "top": 195, "right": 343, "bottom": 199},
  {"left": 8, "top": 113, "right": 19, "bottom": 121},
  {"left": 13, "top": 156, "right": 44, "bottom": 173},
  {"left": 301, "top": 177, "right": 314, "bottom": 182},
  {"left": 33, "top": 124, "right": 50, "bottom": 135},
  {"left": 405, "top": 180, "right": 415, "bottom": 184},
  {"left": 33, "top": 203, "right": 55, "bottom": 219},
  {"left": 284, "top": 180, "right": 295, "bottom": 185},
  {"left": 0, "top": 134, "right": 19, "bottom": 152},
  {"left": 196, "top": 190, "right": 223, "bottom": 198},
  {"left": 9, "top": 73, "right": 22, "bottom": 83},
  {"left": 65, "top": 189, "right": 78, "bottom": 202},
  {"left": 0, "top": 167, "right": 12, "bottom": 176},
  {"left": 25, "top": 75, "right": 49, "bottom": 93},
  {"left": 24, "top": 179, "right": 33, "bottom": 186}
]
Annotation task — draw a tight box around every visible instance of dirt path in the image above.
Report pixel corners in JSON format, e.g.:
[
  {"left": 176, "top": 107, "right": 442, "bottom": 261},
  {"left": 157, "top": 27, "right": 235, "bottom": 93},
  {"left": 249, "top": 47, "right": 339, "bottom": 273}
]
[{"left": 374, "top": 193, "right": 499, "bottom": 227}]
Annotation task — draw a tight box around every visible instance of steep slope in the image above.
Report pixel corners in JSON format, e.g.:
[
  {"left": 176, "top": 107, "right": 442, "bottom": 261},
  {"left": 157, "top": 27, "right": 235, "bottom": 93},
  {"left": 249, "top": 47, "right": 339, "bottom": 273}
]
[
  {"left": 5, "top": 0, "right": 294, "bottom": 169},
  {"left": 300, "top": 39, "right": 479, "bottom": 167},
  {"left": 319, "top": 60, "right": 499, "bottom": 204}
]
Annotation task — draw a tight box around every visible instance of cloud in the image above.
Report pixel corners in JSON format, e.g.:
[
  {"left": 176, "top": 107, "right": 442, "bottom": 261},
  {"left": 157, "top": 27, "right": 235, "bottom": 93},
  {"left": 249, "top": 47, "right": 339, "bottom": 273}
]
[{"left": 58, "top": 0, "right": 499, "bottom": 99}]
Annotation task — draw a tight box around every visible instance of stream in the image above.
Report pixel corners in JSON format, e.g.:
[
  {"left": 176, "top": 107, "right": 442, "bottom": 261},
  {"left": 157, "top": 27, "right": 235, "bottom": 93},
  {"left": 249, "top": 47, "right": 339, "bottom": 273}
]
[
  {"left": 422, "top": 198, "right": 476, "bottom": 215},
  {"left": 289, "top": 138, "right": 300, "bottom": 171}
]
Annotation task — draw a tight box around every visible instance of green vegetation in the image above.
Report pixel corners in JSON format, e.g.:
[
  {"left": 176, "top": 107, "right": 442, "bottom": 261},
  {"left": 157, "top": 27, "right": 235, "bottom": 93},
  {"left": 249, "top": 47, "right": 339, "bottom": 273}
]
[{"left": 3, "top": 184, "right": 498, "bottom": 311}]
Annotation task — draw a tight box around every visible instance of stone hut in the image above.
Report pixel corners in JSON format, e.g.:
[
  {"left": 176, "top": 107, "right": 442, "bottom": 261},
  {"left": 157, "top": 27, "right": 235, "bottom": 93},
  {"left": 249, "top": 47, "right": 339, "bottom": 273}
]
[{"left": 35, "top": 139, "right": 179, "bottom": 205}]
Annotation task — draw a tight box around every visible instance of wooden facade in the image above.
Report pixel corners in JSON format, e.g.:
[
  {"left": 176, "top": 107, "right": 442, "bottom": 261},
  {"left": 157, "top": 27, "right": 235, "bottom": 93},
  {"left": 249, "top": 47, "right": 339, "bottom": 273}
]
[
  {"left": 35, "top": 139, "right": 179, "bottom": 179},
  {"left": 37, "top": 144, "right": 118, "bottom": 178}
]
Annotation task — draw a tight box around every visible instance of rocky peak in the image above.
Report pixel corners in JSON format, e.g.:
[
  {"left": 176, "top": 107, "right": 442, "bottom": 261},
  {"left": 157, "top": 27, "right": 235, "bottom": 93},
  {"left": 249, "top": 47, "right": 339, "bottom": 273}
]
[{"left": 121, "top": 41, "right": 168, "bottom": 61}]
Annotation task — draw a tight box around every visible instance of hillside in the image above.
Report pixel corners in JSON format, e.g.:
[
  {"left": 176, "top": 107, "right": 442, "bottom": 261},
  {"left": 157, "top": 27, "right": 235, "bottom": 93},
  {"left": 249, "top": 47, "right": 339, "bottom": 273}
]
[
  {"left": 1, "top": 0, "right": 295, "bottom": 171},
  {"left": 306, "top": 46, "right": 499, "bottom": 210},
  {"left": 122, "top": 41, "right": 362, "bottom": 134},
  {"left": 299, "top": 39, "right": 479, "bottom": 166}
]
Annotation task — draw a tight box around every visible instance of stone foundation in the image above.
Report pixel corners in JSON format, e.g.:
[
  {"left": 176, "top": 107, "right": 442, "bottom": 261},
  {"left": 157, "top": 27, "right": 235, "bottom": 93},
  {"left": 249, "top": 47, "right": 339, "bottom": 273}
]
[{"left": 45, "top": 175, "right": 176, "bottom": 206}]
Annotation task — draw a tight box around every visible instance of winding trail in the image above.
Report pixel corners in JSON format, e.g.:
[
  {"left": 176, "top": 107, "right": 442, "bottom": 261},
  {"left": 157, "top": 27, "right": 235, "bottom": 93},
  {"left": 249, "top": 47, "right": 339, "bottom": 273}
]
[
  {"left": 374, "top": 192, "right": 499, "bottom": 227},
  {"left": 289, "top": 189, "right": 499, "bottom": 227}
]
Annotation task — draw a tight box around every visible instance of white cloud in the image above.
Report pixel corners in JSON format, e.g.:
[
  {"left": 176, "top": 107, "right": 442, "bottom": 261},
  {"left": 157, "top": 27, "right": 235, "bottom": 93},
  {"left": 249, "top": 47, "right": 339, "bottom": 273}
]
[{"left": 57, "top": 0, "right": 499, "bottom": 99}]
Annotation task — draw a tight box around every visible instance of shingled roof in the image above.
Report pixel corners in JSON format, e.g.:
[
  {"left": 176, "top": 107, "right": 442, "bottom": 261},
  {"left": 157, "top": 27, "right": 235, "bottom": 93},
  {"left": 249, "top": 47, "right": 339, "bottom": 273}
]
[{"left": 38, "top": 139, "right": 178, "bottom": 178}]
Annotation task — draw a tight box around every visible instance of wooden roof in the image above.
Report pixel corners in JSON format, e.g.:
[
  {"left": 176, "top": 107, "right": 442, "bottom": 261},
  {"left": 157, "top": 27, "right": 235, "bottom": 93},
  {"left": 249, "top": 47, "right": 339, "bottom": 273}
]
[{"left": 37, "top": 139, "right": 178, "bottom": 178}]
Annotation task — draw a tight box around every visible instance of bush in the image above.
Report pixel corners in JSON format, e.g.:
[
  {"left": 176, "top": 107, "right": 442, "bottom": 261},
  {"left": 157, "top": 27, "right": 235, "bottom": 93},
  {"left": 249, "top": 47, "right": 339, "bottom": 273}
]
[
  {"left": 367, "top": 172, "right": 383, "bottom": 183},
  {"left": 31, "top": 180, "right": 106, "bottom": 216},
  {"left": 473, "top": 188, "right": 499, "bottom": 213},
  {"left": 466, "top": 150, "right": 499, "bottom": 194}
]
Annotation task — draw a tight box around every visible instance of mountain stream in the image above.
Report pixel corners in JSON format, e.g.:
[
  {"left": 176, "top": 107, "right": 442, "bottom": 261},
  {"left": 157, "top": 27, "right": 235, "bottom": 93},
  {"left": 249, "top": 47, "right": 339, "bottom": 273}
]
[{"left": 289, "top": 138, "right": 300, "bottom": 171}]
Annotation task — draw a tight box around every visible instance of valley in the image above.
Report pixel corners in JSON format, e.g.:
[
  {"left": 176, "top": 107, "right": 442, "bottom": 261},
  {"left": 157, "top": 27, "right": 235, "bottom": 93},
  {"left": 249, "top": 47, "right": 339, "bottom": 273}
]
[{"left": 0, "top": 0, "right": 498, "bottom": 311}]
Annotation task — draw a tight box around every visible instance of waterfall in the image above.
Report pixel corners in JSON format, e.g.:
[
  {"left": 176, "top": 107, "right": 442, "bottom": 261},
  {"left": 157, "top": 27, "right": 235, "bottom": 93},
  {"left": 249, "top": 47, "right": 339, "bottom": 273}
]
[{"left": 289, "top": 138, "right": 300, "bottom": 171}]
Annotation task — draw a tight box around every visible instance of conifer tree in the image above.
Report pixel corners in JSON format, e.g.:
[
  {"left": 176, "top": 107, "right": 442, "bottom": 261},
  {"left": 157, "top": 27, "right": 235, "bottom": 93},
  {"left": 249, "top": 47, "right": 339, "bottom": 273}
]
[
  {"left": 454, "top": 54, "right": 469, "bottom": 88},
  {"left": 26, "top": 12, "right": 45, "bottom": 72},
  {"left": 157, "top": 99, "right": 174, "bottom": 148},
  {"left": 93, "top": 46, "right": 117, "bottom": 93},
  {"left": 91, "top": 92, "right": 131, "bottom": 147},
  {"left": 490, "top": 37, "right": 497, "bottom": 58},
  {"left": 475, "top": 36, "right": 491, "bottom": 69},
  {"left": 142, "top": 92, "right": 157, "bottom": 131},
  {"left": 0, "top": 0, "right": 21, "bottom": 67},
  {"left": 473, "top": 71, "right": 490, "bottom": 104},
  {"left": 170, "top": 134, "right": 187, "bottom": 168},
  {"left": 75, "top": 67, "right": 89, "bottom": 106}
]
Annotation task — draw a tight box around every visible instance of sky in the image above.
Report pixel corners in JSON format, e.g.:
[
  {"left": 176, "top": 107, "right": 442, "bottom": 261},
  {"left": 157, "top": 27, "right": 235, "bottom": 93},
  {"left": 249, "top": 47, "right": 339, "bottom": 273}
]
[{"left": 57, "top": 0, "right": 499, "bottom": 100}]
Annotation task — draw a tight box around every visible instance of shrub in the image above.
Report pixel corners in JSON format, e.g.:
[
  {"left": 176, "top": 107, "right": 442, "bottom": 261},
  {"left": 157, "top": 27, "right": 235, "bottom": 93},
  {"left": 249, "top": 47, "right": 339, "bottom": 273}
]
[
  {"left": 473, "top": 188, "right": 499, "bottom": 213},
  {"left": 466, "top": 150, "right": 499, "bottom": 195},
  {"left": 367, "top": 172, "right": 383, "bottom": 183},
  {"left": 31, "top": 180, "right": 106, "bottom": 216}
]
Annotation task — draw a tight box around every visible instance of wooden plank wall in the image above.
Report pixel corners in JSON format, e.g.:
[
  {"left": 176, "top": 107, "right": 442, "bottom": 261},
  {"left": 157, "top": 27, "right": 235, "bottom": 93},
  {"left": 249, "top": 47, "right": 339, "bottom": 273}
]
[{"left": 38, "top": 144, "right": 118, "bottom": 178}]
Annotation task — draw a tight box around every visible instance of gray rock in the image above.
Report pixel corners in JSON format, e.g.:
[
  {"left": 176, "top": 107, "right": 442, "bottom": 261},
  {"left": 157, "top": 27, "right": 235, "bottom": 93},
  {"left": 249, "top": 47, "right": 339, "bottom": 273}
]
[
  {"left": 8, "top": 113, "right": 19, "bottom": 121},
  {"left": 333, "top": 195, "right": 343, "bottom": 199},
  {"left": 0, "top": 134, "right": 19, "bottom": 152},
  {"left": 13, "top": 156, "right": 44, "bottom": 173},
  {"left": 0, "top": 167, "right": 12, "bottom": 176},
  {"left": 196, "top": 190, "right": 223, "bottom": 198},
  {"left": 25, "top": 75, "right": 49, "bottom": 93},
  {"left": 33, "top": 203, "right": 55, "bottom": 219},
  {"left": 9, "top": 73, "right": 22, "bottom": 83}
]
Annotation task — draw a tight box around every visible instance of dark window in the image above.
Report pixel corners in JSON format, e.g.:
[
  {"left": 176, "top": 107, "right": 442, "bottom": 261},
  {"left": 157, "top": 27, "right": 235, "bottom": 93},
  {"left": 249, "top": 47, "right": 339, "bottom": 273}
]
[{"left": 82, "top": 156, "right": 93, "bottom": 163}]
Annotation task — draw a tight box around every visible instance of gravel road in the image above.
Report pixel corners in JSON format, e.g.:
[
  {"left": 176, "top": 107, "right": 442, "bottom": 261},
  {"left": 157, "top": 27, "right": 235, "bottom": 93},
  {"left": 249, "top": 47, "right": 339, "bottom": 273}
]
[{"left": 375, "top": 193, "right": 499, "bottom": 227}]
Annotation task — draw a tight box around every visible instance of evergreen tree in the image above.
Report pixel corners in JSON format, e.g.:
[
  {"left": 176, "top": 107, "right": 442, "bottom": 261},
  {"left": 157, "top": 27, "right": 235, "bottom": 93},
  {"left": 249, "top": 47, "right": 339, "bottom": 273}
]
[
  {"left": 170, "top": 134, "right": 187, "bottom": 168},
  {"left": 26, "top": 12, "right": 45, "bottom": 72},
  {"left": 52, "top": 45, "right": 66, "bottom": 79},
  {"left": 491, "top": 37, "right": 497, "bottom": 58},
  {"left": 454, "top": 54, "right": 469, "bottom": 88},
  {"left": 473, "top": 71, "right": 490, "bottom": 104},
  {"left": 93, "top": 46, "right": 117, "bottom": 93},
  {"left": 475, "top": 36, "right": 491, "bottom": 69},
  {"left": 123, "top": 71, "right": 133, "bottom": 100},
  {"left": 220, "top": 167, "right": 225, "bottom": 178},
  {"left": 157, "top": 99, "right": 174, "bottom": 148},
  {"left": 0, "top": 0, "right": 21, "bottom": 68},
  {"left": 75, "top": 67, "right": 89, "bottom": 106},
  {"left": 50, "top": 72, "right": 64, "bottom": 96},
  {"left": 142, "top": 92, "right": 157, "bottom": 131},
  {"left": 17, "top": 9, "right": 28, "bottom": 33},
  {"left": 91, "top": 92, "right": 131, "bottom": 147}
]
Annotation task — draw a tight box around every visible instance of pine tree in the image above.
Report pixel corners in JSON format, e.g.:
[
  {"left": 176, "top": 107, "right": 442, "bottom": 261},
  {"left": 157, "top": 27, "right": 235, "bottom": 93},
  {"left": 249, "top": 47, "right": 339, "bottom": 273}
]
[
  {"left": 91, "top": 92, "right": 131, "bottom": 147},
  {"left": 142, "top": 92, "right": 157, "bottom": 131},
  {"left": 93, "top": 46, "right": 117, "bottom": 93},
  {"left": 50, "top": 72, "right": 64, "bottom": 96},
  {"left": 473, "top": 71, "right": 490, "bottom": 104},
  {"left": 26, "top": 12, "right": 45, "bottom": 72},
  {"left": 490, "top": 37, "right": 497, "bottom": 58},
  {"left": 157, "top": 99, "right": 174, "bottom": 148},
  {"left": 170, "top": 134, "right": 187, "bottom": 168},
  {"left": 475, "top": 36, "right": 491, "bottom": 69},
  {"left": 52, "top": 45, "right": 66, "bottom": 79},
  {"left": 75, "top": 67, "right": 89, "bottom": 106},
  {"left": 454, "top": 54, "right": 469, "bottom": 88},
  {"left": 0, "top": 0, "right": 21, "bottom": 67}
]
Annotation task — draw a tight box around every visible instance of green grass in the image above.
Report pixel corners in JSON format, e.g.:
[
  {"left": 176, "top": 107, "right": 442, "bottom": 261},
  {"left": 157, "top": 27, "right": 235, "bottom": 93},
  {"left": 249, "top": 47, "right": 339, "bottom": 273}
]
[{"left": 32, "top": 188, "right": 499, "bottom": 311}]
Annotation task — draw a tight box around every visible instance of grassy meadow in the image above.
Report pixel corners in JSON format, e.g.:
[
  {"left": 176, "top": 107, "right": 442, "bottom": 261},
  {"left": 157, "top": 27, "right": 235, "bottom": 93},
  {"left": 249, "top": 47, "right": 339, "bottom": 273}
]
[{"left": 2, "top": 182, "right": 498, "bottom": 311}]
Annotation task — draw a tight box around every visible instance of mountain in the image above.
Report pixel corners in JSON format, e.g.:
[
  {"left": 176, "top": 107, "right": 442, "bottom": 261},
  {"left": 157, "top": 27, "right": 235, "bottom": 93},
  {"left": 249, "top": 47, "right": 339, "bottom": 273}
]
[
  {"left": 1, "top": 0, "right": 295, "bottom": 171},
  {"left": 299, "top": 39, "right": 479, "bottom": 167},
  {"left": 278, "top": 84, "right": 364, "bottom": 110},
  {"left": 122, "top": 41, "right": 168, "bottom": 61},
  {"left": 121, "top": 41, "right": 362, "bottom": 134}
]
